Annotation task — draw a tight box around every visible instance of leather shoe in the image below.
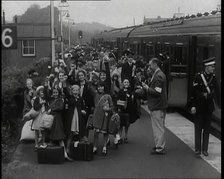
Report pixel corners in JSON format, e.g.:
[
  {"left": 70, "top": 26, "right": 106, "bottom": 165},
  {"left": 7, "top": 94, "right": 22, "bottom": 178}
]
[
  {"left": 93, "top": 148, "right": 98, "bottom": 155},
  {"left": 202, "top": 151, "right": 208, "bottom": 156},
  {"left": 195, "top": 150, "right": 201, "bottom": 155},
  {"left": 102, "top": 148, "right": 107, "bottom": 156},
  {"left": 106, "top": 140, "right": 111, "bottom": 147},
  {"left": 124, "top": 138, "right": 128, "bottom": 143},
  {"left": 151, "top": 150, "right": 166, "bottom": 155},
  {"left": 114, "top": 143, "right": 118, "bottom": 150},
  {"left": 65, "top": 157, "right": 74, "bottom": 162},
  {"left": 118, "top": 139, "right": 123, "bottom": 144}
]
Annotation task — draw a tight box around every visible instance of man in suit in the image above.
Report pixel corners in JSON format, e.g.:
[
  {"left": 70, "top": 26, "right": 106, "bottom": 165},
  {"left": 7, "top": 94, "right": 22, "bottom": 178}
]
[
  {"left": 191, "top": 57, "right": 220, "bottom": 157},
  {"left": 142, "top": 58, "right": 168, "bottom": 155}
]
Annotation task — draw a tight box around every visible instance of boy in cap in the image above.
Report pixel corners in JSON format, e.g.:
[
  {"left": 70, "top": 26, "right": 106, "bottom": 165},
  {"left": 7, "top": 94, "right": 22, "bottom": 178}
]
[{"left": 191, "top": 57, "right": 220, "bottom": 157}]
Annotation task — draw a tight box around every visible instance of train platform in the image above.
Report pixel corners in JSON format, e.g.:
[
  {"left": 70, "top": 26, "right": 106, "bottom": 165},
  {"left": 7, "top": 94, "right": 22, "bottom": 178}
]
[
  {"left": 3, "top": 108, "right": 221, "bottom": 179},
  {"left": 142, "top": 105, "right": 221, "bottom": 174}
]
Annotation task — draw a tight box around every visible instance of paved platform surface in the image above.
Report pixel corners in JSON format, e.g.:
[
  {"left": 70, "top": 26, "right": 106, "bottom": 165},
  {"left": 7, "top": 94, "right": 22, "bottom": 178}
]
[
  {"left": 3, "top": 109, "right": 221, "bottom": 179},
  {"left": 142, "top": 105, "right": 221, "bottom": 174}
]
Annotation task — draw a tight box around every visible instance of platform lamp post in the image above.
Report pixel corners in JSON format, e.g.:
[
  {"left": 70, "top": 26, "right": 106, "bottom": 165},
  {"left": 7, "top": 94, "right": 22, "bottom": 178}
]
[
  {"left": 59, "top": 0, "right": 69, "bottom": 60},
  {"left": 66, "top": 12, "right": 75, "bottom": 49},
  {"left": 50, "top": 0, "right": 55, "bottom": 66}
]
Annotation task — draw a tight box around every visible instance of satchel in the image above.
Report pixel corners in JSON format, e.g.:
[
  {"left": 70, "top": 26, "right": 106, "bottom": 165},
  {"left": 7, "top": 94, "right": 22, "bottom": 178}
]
[
  {"left": 108, "top": 113, "right": 120, "bottom": 134},
  {"left": 86, "top": 114, "right": 93, "bottom": 130},
  {"left": 40, "top": 113, "right": 54, "bottom": 129},
  {"left": 23, "top": 108, "right": 39, "bottom": 121}
]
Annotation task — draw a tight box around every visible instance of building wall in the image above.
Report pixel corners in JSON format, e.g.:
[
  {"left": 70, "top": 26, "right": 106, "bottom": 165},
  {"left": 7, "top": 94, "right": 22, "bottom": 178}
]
[{"left": 3, "top": 39, "right": 51, "bottom": 67}]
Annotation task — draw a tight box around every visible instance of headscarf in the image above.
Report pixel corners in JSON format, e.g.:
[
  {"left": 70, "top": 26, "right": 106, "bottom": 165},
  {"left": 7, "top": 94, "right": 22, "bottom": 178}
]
[{"left": 92, "top": 94, "right": 113, "bottom": 122}]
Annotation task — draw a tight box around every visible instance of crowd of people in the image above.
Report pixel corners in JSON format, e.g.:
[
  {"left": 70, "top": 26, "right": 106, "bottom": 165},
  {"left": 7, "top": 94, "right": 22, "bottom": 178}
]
[
  {"left": 22, "top": 45, "right": 150, "bottom": 161},
  {"left": 22, "top": 44, "right": 218, "bottom": 161}
]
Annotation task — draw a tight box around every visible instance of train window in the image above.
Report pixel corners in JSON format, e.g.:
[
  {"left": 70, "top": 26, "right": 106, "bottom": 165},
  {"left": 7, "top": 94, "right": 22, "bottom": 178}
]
[
  {"left": 173, "top": 45, "right": 187, "bottom": 65},
  {"left": 170, "top": 45, "right": 187, "bottom": 73},
  {"left": 196, "top": 45, "right": 215, "bottom": 73},
  {"left": 170, "top": 46, "right": 174, "bottom": 56},
  {"left": 137, "top": 44, "right": 140, "bottom": 55},
  {"left": 22, "top": 40, "right": 35, "bottom": 57},
  {"left": 164, "top": 44, "right": 171, "bottom": 55},
  {"left": 123, "top": 42, "right": 127, "bottom": 50},
  {"left": 208, "top": 45, "right": 215, "bottom": 57},
  {"left": 147, "top": 44, "right": 155, "bottom": 57},
  {"left": 155, "top": 43, "right": 161, "bottom": 56},
  {"left": 203, "top": 46, "right": 209, "bottom": 59}
]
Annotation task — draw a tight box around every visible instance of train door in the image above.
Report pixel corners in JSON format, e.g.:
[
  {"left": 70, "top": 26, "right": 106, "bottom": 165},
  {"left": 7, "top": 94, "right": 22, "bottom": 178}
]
[
  {"left": 167, "top": 42, "right": 189, "bottom": 107},
  {"left": 123, "top": 40, "right": 128, "bottom": 51},
  {"left": 155, "top": 42, "right": 162, "bottom": 56},
  {"left": 144, "top": 42, "right": 154, "bottom": 60}
]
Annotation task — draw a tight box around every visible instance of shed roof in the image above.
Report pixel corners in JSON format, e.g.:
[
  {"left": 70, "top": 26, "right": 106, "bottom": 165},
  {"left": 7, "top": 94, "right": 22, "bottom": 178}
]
[{"left": 17, "top": 23, "right": 51, "bottom": 38}]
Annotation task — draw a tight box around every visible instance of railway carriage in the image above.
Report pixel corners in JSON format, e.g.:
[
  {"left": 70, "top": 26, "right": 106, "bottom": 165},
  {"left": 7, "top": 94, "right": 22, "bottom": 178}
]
[{"left": 92, "top": 12, "right": 221, "bottom": 136}]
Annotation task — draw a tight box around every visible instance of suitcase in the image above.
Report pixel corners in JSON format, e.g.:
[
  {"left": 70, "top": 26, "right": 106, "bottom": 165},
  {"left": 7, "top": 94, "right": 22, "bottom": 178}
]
[
  {"left": 37, "top": 146, "right": 64, "bottom": 164},
  {"left": 69, "top": 141, "right": 93, "bottom": 161}
]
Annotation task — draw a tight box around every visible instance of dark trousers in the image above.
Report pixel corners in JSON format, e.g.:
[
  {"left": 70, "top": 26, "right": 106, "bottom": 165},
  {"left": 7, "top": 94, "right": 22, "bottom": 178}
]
[{"left": 194, "top": 112, "right": 212, "bottom": 152}]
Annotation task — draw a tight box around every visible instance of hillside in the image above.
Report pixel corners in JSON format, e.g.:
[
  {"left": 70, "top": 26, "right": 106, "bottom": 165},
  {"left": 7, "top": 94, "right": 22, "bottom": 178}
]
[{"left": 12, "top": 4, "right": 114, "bottom": 44}]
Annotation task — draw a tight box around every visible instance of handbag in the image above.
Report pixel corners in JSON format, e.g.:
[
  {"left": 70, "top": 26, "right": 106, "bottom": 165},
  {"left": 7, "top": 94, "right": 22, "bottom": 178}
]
[
  {"left": 40, "top": 113, "right": 54, "bottom": 129},
  {"left": 23, "top": 108, "right": 39, "bottom": 121}
]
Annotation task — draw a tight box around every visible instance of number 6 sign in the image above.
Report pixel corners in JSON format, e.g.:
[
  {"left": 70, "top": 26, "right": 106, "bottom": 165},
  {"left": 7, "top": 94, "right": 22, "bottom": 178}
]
[{"left": 2, "top": 26, "right": 17, "bottom": 49}]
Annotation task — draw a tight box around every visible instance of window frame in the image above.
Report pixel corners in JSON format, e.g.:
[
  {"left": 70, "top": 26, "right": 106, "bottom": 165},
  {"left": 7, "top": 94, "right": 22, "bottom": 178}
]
[{"left": 22, "top": 40, "right": 36, "bottom": 57}]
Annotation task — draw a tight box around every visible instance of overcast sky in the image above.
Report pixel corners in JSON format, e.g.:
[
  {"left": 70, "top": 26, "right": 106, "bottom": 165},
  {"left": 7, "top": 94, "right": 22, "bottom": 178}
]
[{"left": 2, "top": 0, "right": 221, "bottom": 28}]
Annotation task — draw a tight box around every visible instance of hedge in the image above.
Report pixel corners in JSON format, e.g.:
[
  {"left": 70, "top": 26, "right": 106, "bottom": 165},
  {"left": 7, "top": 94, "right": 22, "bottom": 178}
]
[{"left": 2, "top": 57, "right": 51, "bottom": 138}]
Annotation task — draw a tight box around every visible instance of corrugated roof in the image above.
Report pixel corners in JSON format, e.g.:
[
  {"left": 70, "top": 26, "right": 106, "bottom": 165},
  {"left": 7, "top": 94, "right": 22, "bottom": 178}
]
[{"left": 17, "top": 23, "right": 51, "bottom": 38}]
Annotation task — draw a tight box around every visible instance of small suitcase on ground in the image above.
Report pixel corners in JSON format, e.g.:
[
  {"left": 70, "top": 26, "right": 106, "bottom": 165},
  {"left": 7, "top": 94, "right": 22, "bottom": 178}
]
[
  {"left": 37, "top": 146, "right": 64, "bottom": 164},
  {"left": 69, "top": 141, "right": 93, "bottom": 161}
]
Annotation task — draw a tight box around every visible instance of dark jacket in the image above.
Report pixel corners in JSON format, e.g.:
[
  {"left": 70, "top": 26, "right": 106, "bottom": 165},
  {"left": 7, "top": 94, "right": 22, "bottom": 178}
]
[
  {"left": 98, "top": 61, "right": 111, "bottom": 94},
  {"left": 63, "top": 88, "right": 87, "bottom": 138},
  {"left": 121, "top": 62, "right": 134, "bottom": 81},
  {"left": 48, "top": 97, "right": 65, "bottom": 140},
  {"left": 67, "top": 69, "right": 78, "bottom": 86},
  {"left": 147, "top": 68, "right": 168, "bottom": 111},
  {"left": 121, "top": 62, "right": 135, "bottom": 91},
  {"left": 78, "top": 81, "right": 95, "bottom": 115},
  {"left": 104, "top": 61, "right": 111, "bottom": 94},
  {"left": 33, "top": 96, "right": 49, "bottom": 111},
  {"left": 23, "top": 87, "right": 36, "bottom": 115},
  {"left": 192, "top": 72, "right": 220, "bottom": 113},
  {"left": 117, "top": 88, "right": 138, "bottom": 123}
]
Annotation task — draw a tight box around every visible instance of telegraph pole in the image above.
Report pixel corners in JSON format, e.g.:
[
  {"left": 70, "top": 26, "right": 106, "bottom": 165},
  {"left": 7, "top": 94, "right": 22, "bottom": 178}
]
[
  {"left": 59, "top": 0, "right": 69, "bottom": 60},
  {"left": 50, "top": 0, "right": 55, "bottom": 66},
  {"left": 60, "top": 6, "right": 64, "bottom": 60}
]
